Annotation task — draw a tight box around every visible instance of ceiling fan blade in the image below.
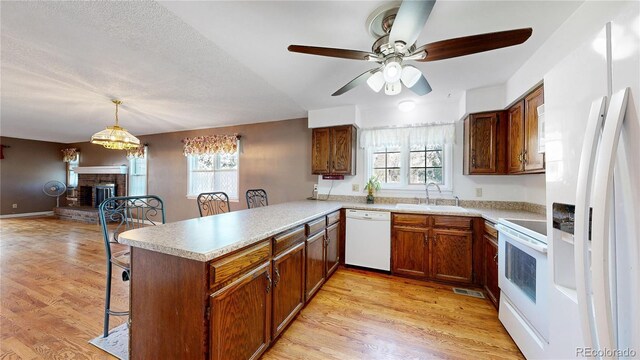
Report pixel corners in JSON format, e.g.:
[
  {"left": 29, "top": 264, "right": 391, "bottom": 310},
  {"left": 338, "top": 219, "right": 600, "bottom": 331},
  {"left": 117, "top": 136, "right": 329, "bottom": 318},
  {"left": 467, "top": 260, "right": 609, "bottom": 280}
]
[
  {"left": 288, "top": 45, "right": 376, "bottom": 61},
  {"left": 389, "top": 0, "right": 436, "bottom": 47},
  {"left": 408, "top": 74, "right": 432, "bottom": 96},
  {"left": 416, "top": 28, "right": 533, "bottom": 62},
  {"left": 332, "top": 68, "right": 380, "bottom": 96}
]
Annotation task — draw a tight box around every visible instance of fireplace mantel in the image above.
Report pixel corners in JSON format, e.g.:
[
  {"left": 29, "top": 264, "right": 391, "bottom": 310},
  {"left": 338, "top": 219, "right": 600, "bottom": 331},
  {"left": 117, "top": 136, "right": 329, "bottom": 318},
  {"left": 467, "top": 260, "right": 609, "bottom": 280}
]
[{"left": 75, "top": 165, "right": 127, "bottom": 174}]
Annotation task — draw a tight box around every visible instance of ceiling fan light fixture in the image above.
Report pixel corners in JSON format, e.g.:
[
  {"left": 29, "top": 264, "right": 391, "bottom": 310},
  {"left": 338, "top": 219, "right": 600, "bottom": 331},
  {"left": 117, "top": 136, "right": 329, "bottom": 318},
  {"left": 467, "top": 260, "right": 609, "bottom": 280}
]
[
  {"left": 384, "top": 81, "right": 402, "bottom": 96},
  {"left": 366, "top": 71, "right": 385, "bottom": 92},
  {"left": 400, "top": 65, "right": 422, "bottom": 88},
  {"left": 398, "top": 100, "right": 416, "bottom": 112},
  {"left": 383, "top": 59, "right": 403, "bottom": 83}
]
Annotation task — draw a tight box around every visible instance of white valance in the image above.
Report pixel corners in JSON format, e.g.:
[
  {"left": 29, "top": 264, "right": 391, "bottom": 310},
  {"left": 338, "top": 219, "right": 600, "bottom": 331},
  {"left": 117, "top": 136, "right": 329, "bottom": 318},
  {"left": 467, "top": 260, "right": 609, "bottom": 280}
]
[{"left": 360, "top": 124, "right": 455, "bottom": 149}]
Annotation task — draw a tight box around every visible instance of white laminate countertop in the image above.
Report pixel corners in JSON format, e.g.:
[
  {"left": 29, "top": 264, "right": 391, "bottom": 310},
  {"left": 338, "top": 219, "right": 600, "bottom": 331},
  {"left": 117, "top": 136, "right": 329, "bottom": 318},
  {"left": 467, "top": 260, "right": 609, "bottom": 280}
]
[{"left": 119, "top": 200, "right": 545, "bottom": 262}]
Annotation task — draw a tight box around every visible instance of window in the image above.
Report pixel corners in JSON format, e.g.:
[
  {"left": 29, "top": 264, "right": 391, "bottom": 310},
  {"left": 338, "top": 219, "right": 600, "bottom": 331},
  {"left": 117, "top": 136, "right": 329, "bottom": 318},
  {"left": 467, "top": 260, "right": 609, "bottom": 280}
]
[
  {"left": 67, "top": 154, "right": 79, "bottom": 188},
  {"left": 187, "top": 151, "right": 239, "bottom": 200},
  {"left": 366, "top": 143, "right": 452, "bottom": 192},
  {"left": 129, "top": 147, "right": 148, "bottom": 196}
]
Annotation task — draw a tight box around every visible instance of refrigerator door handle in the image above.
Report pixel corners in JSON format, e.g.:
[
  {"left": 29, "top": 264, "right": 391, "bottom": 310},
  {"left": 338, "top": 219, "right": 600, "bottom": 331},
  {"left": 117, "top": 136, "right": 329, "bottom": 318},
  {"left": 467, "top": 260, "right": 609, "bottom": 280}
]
[
  {"left": 575, "top": 96, "right": 607, "bottom": 350},
  {"left": 591, "top": 88, "right": 629, "bottom": 353}
]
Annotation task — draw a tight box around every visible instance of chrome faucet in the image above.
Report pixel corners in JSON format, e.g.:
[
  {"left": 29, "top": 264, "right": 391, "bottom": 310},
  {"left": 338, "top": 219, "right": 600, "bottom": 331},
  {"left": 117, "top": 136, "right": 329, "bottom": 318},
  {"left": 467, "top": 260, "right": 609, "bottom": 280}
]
[
  {"left": 425, "top": 182, "right": 441, "bottom": 205},
  {"left": 454, "top": 196, "right": 460, "bottom": 207}
]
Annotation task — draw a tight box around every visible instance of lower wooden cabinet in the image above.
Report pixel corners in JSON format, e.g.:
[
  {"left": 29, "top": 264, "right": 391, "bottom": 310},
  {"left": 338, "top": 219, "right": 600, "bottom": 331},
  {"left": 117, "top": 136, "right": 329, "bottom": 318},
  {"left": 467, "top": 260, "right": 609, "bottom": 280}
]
[
  {"left": 431, "top": 229, "right": 473, "bottom": 284},
  {"left": 209, "top": 263, "right": 271, "bottom": 360},
  {"left": 483, "top": 222, "right": 500, "bottom": 309},
  {"left": 392, "top": 227, "right": 429, "bottom": 278},
  {"left": 271, "top": 242, "right": 305, "bottom": 338},
  {"left": 326, "top": 222, "right": 340, "bottom": 277},
  {"left": 305, "top": 231, "right": 326, "bottom": 301}
]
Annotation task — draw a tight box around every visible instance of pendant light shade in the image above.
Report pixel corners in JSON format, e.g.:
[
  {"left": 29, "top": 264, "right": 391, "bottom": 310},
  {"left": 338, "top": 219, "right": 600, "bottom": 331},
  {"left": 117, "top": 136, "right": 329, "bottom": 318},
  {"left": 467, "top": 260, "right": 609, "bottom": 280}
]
[{"left": 91, "top": 100, "right": 140, "bottom": 150}]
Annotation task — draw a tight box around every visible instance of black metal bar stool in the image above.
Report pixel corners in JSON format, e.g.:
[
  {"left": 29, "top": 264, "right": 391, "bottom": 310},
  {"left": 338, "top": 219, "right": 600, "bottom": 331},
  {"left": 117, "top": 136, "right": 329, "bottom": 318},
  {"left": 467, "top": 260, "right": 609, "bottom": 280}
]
[
  {"left": 197, "top": 191, "right": 231, "bottom": 217},
  {"left": 245, "top": 189, "right": 268, "bottom": 209}
]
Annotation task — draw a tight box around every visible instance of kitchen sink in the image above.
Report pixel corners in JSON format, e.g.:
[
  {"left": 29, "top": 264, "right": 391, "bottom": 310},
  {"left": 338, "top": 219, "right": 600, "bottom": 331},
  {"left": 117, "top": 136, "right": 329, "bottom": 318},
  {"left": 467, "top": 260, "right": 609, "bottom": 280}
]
[{"left": 395, "top": 204, "right": 469, "bottom": 213}]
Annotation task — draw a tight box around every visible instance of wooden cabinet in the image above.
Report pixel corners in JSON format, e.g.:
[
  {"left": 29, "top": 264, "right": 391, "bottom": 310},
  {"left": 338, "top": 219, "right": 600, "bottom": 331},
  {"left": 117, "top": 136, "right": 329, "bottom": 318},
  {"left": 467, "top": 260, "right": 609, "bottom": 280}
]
[
  {"left": 271, "top": 242, "right": 305, "bottom": 339},
  {"left": 508, "top": 85, "right": 545, "bottom": 174},
  {"left": 325, "top": 222, "right": 340, "bottom": 277},
  {"left": 311, "top": 125, "right": 356, "bottom": 175},
  {"left": 464, "top": 111, "right": 507, "bottom": 175},
  {"left": 483, "top": 221, "right": 500, "bottom": 309},
  {"left": 392, "top": 227, "right": 429, "bottom": 278},
  {"left": 431, "top": 229, "right": 473, "bottom": 283},
  {"left": 209, "top": 263, "right": 271, "bottom": 360},
  {"left": 305, "top": 231, "right": 325, "bottom": 301}
]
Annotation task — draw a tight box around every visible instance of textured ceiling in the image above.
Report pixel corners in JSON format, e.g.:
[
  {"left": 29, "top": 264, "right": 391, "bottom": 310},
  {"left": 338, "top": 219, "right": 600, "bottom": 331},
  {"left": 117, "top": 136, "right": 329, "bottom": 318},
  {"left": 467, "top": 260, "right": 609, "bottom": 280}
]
[{"left": 1, "top": 1, "right": 582, "bottom": 143}]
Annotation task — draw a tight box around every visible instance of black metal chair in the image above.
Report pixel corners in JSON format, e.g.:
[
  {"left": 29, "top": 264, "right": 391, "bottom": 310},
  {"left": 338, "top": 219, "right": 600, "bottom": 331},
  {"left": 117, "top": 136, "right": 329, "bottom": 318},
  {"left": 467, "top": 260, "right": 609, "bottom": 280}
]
[
  {"left": 197, "top": 191, "right": 231, "bottom": 217},
  {"left": 98, "top": 195, "right": 165, "bottom": 338},
  {"left": 246, "top": 189, "right": 268, "bottom": 209}
]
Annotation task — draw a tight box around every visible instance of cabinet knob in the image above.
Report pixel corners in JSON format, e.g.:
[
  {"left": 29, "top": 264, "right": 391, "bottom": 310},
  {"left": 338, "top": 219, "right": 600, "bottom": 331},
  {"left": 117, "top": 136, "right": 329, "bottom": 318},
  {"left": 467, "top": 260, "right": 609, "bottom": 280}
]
[
  {"left": 494, "top": 253, "right": 498, "bottom": 264},
  {"left": 274, "top": 268, "right": 280, "bottom": 287},
  {"left": 265, "top": 272, "right": 272, "bottom": 293}
]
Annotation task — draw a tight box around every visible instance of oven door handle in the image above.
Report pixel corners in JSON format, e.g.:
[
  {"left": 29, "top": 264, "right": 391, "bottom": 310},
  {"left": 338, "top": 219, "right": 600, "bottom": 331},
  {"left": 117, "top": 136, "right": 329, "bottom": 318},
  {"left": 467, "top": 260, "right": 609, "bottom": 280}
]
[{"left": 496, "top": 224, "right": 548, "bottom": 254}]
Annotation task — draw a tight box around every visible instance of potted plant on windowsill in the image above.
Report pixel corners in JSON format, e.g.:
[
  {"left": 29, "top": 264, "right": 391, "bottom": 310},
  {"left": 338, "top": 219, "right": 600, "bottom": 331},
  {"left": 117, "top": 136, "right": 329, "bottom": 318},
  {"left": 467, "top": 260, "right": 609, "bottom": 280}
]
[{"left": 364, "top": 176, "right": 381, "bottom": 204}]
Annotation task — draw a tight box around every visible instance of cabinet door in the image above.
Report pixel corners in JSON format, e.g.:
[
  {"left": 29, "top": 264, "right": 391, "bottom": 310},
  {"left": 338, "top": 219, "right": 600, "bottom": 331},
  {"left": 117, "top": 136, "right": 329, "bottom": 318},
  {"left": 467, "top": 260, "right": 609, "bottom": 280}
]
[
  {"left": 311, "top": 128, "right": 331, "bottom": 174},
  {"left": 272, "top": 242, "right": 305, "bottom": 339},
  {"left": 507, "top": 101, "right": 525, "bottom": 173},
  {"left": 483, "top": 235, "right": 500, "bottom": 308},
  {"left": 392, "top": 228, "right": 429, "bottom": 278},
  {"left": 210, "top": 263, "right": 271, "bottom": 360},
  {"left": 305, "top": 231, "right": 326, "bottom": 301},
  {"left": 330, "top": 126, "right": 353, "bottom": 174},
  {"left": 326, "top": 222, "right": 340, "bottom": 277},
  {"left": 431, "top": 229, "right": 473, "bottom": 284},
  {"left": 468, "top": 112, "right": 500, "bottom": 174},
  {"left": 524, "top": 86, "right": 545, "bottom": 172}
]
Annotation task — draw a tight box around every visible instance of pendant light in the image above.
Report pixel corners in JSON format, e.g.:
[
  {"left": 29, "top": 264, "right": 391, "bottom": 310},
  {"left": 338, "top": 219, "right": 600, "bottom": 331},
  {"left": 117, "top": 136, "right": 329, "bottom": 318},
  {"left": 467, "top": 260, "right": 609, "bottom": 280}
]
[{"left": 90, "top": 100, "right": 141, "bottom": 150}]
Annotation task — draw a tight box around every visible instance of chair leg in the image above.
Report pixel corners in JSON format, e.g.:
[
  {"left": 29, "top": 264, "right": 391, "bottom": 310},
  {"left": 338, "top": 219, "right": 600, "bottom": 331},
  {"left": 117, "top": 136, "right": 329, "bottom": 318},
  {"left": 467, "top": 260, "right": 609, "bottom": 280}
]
[{"left": 104, "top": 261, "right": 112, "bottom": 338}]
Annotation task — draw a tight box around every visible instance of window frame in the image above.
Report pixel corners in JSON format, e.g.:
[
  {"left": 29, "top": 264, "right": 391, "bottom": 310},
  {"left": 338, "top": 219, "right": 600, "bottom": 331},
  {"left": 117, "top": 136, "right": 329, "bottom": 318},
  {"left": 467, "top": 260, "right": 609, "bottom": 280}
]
[
  {"left": 365, "top": 143, "right": 453, "bottom": 194},
  {"left": 67, "top": 153, "right": 79, "bottom": 188},
  {"left": 186, "top": 151, "right": 240, "bottom": 202},
  {"left": 128, "top": 146, "right": 148, "bottom": 196}
]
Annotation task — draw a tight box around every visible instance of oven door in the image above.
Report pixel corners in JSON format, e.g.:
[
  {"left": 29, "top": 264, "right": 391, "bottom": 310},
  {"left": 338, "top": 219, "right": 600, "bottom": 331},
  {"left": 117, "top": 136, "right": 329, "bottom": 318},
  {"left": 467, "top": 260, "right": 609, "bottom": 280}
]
[{"left": 497, "top": 224, "right": 549, "bottom": 341}]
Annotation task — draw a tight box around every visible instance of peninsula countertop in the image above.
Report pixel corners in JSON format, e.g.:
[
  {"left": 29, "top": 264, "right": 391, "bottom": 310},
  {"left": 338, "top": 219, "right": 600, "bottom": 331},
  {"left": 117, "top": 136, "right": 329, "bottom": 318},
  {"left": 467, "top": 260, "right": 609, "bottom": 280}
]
[{"left": 119, "top": 200, "right": 545, "bottom": 262}]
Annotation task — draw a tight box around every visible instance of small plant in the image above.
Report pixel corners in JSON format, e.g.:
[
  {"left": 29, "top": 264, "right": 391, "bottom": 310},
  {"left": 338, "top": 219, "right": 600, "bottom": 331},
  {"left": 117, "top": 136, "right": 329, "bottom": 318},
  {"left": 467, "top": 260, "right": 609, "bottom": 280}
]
[{"left": 364, "top": 176, "right": 381, "bottom": 203}]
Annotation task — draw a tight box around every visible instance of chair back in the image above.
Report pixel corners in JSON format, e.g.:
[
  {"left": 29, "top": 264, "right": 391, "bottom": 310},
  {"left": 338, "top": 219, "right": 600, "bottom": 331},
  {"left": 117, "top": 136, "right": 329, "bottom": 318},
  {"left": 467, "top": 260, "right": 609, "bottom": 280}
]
[
  {"left": 197, "top": 192, "right": 231, "bottom": 217},
  {"left": 246, "top": 189, "right": 268, "bottom": 209},
  {"left": 98, "top": 195, "right": 166, "bottom": 260}
]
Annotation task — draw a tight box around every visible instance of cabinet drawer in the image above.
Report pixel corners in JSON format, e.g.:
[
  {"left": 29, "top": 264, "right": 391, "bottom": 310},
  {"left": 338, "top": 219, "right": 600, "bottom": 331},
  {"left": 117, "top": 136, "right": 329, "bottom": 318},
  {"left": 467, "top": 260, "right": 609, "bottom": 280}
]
[
  {"left": 393, "top": 213, "right": 428, "bottom": 228},
  {"left": 273, "top": 226, "right": 305, "bottom": 255},
  {"left": 484, "top": 221, "right": 498, "bottom": 239},
  {"left": 209, "top": 240, "right": 271, "bottom": 288},
  {"left": 433, "top": 216, "right": 473, "bottom": 229},
  {"left": 326, "top": 210, "right": 340, "bottom": 226},
  {"left": 306, "top": 217, "right": 326, "bottom": 236}
]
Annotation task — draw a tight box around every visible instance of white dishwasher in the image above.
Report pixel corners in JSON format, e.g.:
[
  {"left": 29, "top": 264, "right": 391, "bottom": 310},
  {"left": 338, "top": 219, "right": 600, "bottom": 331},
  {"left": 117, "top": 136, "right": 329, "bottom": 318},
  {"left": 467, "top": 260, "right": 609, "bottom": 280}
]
[{"left": 345, "top": 209, "right": 391, "bottom": 271}]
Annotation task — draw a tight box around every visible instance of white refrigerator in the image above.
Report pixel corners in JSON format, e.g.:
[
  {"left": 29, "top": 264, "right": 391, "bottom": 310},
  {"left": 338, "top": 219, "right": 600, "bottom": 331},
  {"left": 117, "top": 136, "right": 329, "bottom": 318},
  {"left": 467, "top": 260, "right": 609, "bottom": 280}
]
[{"left": 544, "top": 3, "right": 639, "bottom": 359}]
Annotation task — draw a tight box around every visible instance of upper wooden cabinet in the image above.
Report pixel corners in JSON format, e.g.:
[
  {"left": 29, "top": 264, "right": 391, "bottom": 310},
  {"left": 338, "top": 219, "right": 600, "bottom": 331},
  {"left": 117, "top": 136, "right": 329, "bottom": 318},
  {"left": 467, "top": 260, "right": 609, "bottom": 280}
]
[
  {"left": 463, "top": 111, "right": 507, "bottom": 175},
  {"left": 311, "top": 125, "right": 357, "bottom": 175},
  {"left": 508, "top": 85, "right": 545, "bottom": 174}
]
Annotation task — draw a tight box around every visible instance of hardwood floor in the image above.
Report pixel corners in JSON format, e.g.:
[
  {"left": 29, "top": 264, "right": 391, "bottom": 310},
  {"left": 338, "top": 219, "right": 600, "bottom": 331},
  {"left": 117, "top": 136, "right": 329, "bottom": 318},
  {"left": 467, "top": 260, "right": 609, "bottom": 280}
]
[{"left": 0, "top": 216, "right": 522, "bottom": 359}]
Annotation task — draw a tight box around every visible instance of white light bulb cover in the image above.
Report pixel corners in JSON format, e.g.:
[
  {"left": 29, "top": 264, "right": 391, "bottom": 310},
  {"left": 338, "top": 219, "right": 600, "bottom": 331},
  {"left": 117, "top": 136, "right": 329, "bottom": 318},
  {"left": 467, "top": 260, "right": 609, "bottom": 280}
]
[
  {"left": 383, "top": 61, "right": 403, "bottom": 83},
  {"left": 398, "top": 100, "right": 416, "bottom": 112},
  {"left": 384, "top": 81, "right": 402, "bottom": 96},
  {"left": 401, "top": 65, "right": 423, "bottom": 88},
  {"left": 367, "top": 71, "right": 385, "bottom": 92}
]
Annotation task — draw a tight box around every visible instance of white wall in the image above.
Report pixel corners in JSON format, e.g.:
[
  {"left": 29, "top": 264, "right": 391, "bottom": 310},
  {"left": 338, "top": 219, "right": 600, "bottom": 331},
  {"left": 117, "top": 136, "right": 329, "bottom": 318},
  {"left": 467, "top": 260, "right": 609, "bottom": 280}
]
[
  {"left": 463, "top": 84, "right": 506, "bottom": 115},
  {"left": 308, "top": 105, "right": 361, "bottom": 128}
]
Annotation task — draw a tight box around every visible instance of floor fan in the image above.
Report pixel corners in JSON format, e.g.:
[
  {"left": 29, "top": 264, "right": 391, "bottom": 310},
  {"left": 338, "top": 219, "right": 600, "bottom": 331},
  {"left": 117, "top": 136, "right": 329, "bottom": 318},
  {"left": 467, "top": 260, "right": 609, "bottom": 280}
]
[{"left": 43, "top": 180, "right": 66, "bottom": 207}]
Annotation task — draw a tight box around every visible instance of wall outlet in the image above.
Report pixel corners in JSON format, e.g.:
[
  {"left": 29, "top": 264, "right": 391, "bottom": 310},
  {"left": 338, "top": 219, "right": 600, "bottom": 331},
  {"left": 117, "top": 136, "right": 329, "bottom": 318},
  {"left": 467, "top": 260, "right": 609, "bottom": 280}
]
[
  {"left": 12, "top": 204, "right": 17, "bottom": 209},
  {"left": 475, "top": 188, "right": 483, "bottom": 197},
  {"left": 313, "top": 184, "right": 318, "bottom": 191},
  {"left": 352, "top": 184, "right": 360, "bottom": 192}
]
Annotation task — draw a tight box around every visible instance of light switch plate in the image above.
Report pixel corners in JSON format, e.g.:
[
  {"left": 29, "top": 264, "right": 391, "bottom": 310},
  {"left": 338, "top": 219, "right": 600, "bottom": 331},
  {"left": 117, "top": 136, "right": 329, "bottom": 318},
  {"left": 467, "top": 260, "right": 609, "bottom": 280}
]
[
  {"left": 352, "top": 184, "right": 359, "bottom": 192},
  {"left": 12, "top": 204, "right": 17, "bottom": 208},
  {"left": 475, "top": 188, "right": 483, "bottom": 197}
]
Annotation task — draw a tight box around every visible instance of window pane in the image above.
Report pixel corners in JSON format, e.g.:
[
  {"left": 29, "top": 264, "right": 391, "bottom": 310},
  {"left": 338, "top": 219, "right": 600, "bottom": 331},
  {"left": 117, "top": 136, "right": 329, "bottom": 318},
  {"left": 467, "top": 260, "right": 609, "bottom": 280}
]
[
  {"left": 373, "top": 153, "right": 386, "bottom": 168},
  {"left": 410, "top": 169, "right": 426, "bottom": 184},
  {"left": 218, "top": 153, "right": 238, "bottom": 170},
  {"left": 195, "top": 154, "right": 216, "bottom": 170},
  {"left": 373, "top": 169, "right": 386, "bottom": 182},
  {"left": 426, "top": 168, "right": 443, "bottom": 184},
  {"left": 410, "top": 152, "right": 426, "bottom": 167},
  {"left": 387, "top": 152, "right": 401, "bottom": 167},
  {"left": 426, "top": 151, "right": 442, "bottom": 167},
  {"left": 387, "top": 169, "right": 401, "bottom": 183}
]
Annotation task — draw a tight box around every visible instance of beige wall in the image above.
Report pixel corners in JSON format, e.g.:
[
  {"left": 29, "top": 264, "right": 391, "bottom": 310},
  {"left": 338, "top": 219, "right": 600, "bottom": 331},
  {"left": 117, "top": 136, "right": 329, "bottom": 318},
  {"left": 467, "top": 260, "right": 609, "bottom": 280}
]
[
  {"left": 0, "top": 137, "right": 66, "bottom": 215},
  {"left": 69, "top": 118, "right": 315, "bottom": 222}
]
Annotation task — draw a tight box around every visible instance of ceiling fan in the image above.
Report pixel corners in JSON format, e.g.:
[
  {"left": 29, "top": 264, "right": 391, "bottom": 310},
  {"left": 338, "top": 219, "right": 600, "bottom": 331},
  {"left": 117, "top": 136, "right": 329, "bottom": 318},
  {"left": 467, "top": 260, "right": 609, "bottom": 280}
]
[{"left": 288, "top": 0, "right": 532, "bottom": 97}]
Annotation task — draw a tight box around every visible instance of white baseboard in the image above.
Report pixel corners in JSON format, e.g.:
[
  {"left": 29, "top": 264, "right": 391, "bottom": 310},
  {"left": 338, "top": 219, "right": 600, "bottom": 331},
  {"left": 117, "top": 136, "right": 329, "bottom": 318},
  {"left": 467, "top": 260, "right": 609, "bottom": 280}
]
[{"left": 0, "top": 211, "right": 54, "bottom": 219}]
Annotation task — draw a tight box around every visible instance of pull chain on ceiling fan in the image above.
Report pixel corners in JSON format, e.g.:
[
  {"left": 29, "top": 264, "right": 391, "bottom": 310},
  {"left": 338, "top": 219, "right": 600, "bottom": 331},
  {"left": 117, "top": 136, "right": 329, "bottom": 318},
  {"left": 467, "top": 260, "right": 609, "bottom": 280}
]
[{"left": 288, "top": 0, "right": 533, "bottom": 97}]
